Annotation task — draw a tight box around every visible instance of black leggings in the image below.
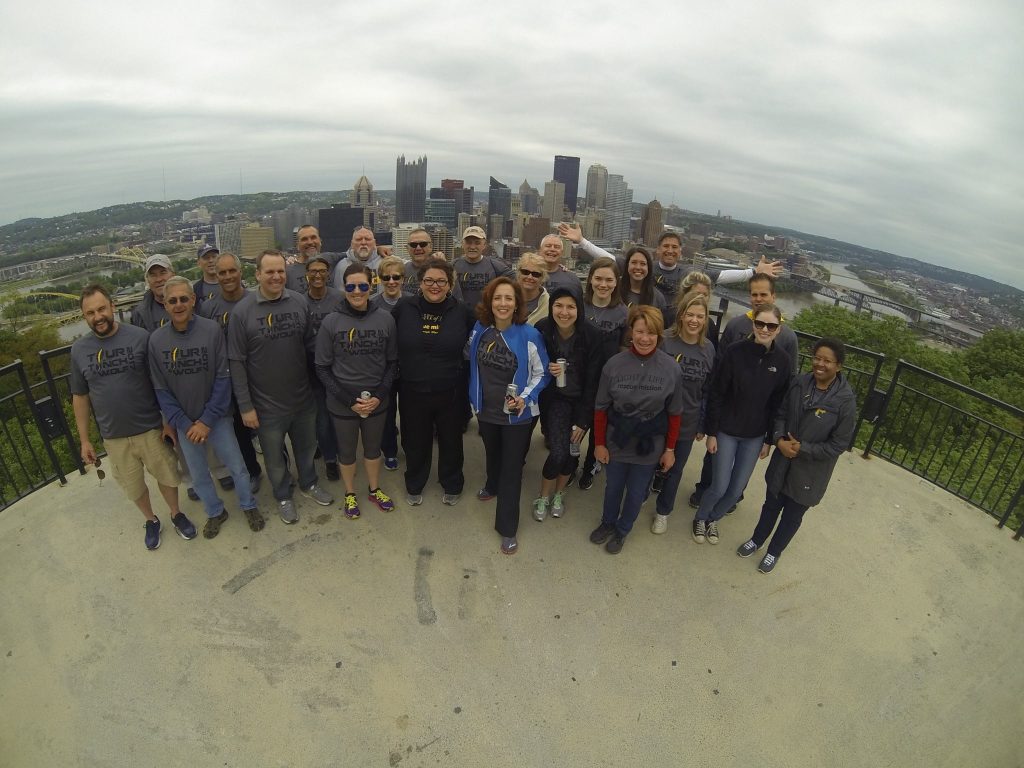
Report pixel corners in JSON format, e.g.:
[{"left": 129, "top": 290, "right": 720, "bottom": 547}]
[{"left": 540, "top": 396, "right": 579, "bottom": 480}]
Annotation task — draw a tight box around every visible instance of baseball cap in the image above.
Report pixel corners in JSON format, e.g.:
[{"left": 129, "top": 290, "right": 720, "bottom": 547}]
[
  {"left": 144, "top": 254, "right": 172, "bottom": 273},
  {"left": 197, "top": 244, "right": 219, "bottom": 260},
  {"left": 462, "top": 226, "right": 487, "bottom": 240}
]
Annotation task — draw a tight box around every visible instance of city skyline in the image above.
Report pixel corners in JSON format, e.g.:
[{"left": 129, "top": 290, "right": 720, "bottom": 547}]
[{"left": 1, "top": 0, "right": 1021, "bottom": 288}]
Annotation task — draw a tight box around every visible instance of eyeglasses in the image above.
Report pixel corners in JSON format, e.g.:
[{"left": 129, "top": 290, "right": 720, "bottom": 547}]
[
  {"left": 344, "top": 284, "right": 371, "bottom": 293},
  {"left": 380, "top": 274, "right": 403, "bottom": 282},
  {"left": 165, "top": 296, "right": 191, "bottom": 306},
  {"left": 753, "top": 320, "right": 780, "bottom": 331},
  {"left": 306, "top": 268, "right": 329, "bottom": 276},
  {"left": 408, "top": 241, "right": 430, "bottom": 249},
  {"left": 812, "top": 355, "right": 838, "bottom": 365},
  {"left": 519, "top": 269, "right": 543, "bottom": 279},
  {"left": 422, "top": 277, "right": 449, "bottom": 287}
]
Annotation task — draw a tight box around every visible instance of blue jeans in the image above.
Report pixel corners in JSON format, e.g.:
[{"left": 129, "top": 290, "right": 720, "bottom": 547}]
[
  {"left": 696, "top": 432, "right": 764, "bottom": 522},
  {"left": 602, "top": 460, "right": 659, "bottom": 536},
  {"left": 177, "top": 417, "right": 256, "bottom": 518},
  {"left": 257, "top": 403, "right": 318, "bottom": 501},
  {"left": 655, "top": 438, "right": 695, "bottom": 516}
]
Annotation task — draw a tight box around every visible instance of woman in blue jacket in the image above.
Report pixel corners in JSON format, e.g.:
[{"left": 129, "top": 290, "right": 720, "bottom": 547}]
[
  {"left": 467, "top": 277, "right": 551, "bottom": 554},
  {"left": 737, "top": 337, "right": 857, "bottom": 574}
]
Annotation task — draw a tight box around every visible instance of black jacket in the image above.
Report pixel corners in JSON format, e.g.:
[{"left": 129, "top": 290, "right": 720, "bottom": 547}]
[
  {"left": 705, "top": 338, "right": 792, "bottom": 440},
  {"left": 392, "top": 293, "right": 475, "bottom": 392}
]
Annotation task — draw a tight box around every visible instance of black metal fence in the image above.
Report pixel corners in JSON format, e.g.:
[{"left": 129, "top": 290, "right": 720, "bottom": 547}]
[
  {"left": 863, "top": 360, "right": 1024, "bottom": 537},
  {"left": 2, "top": 337, "right": 1022, "bottom": 539}
]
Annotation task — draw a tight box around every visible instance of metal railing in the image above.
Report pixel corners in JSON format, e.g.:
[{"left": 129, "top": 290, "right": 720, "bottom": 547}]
[{"left": 863, "top": 360, "right": 1024, "bottom": 538}]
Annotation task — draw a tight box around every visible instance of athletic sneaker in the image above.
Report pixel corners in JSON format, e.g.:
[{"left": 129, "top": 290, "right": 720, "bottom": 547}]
[
  {"left": 249, "top": 473, "right": 262, "bottom": 495},
  {"left": 692, "top": 519, "right": 706, "bottom": 544},
  {"left": 605, "top": 532, "right": 625, "bottom": 555},
  {"left": 737, "top": 539, "right": 759, "bottom": 558},
  {"left": 218, "top": 476, "right": 235, "bottom": 491},
  {"left": 368, "top": 488, "right": 394, "bottom": 512},
  {"left": 343, "top": 493, "right": 361, "bottom": 519},
  {"left": 244, "top": 507, "right": 265, "bottom": 532},
  {"left": 144, "top": 517, "right": 161, "bottom": 551},
  {"left": 384, "top": 457, "right": 399, "bottom": 471},
  {"left": 501, "top": 536, "right": 518, "bottom": 555},
  {"left": 688, "top": 491, "right": 701, "bottom": 510},
  {"left": 325, "top": 462, "right": 340, "bottom": 482},
  {"left": 532, "top": 497, "right": 549, "bottom": 522},
  {"left": 550, "top": 492, "right": 565, "bottom": 518},
  {"left": 589, "top": 522, "right": 616, "bottom": 545},
  {"left": 578, "top": 469, "right": 596, "bottom": 491},
  {"left": 171, "top": 512, "right": 197, "bottom": 540},
  {"left": 758, "top": 553, "right": 778, "bottom": 574},
  {"left": 651, "top": 513, "right": 669, "bottom": 535},
  {"left": 301, "top": 483, "right": 333, "bottom": 506},
  {"left": 278, "top": 499, "right": 298, "bottom": 524},
  {"left": 407, "top": 494, "right": 424, "bottom": 506},
  {"left": 441, "top": 493, "right": 461, "bottom": 506},
  {"left": 476, "top": 489, "right": 495, "bottom": 501},
  {"left": 564, "top": 469, "right": 578, "bottom": 488}
]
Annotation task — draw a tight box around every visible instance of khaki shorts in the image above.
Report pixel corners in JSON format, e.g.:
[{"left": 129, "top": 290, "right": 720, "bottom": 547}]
[{"left": 105, "top": 428, "right": 181, "bottom": 501}]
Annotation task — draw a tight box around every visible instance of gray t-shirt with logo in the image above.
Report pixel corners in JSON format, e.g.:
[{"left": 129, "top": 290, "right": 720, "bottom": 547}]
[
  {"left": 199, "top": 289, "right": 252, "bottom": 337},
  {"left": 474, "top": 327, "right": 519, "bottom": 424},
  {"left": 315, "top": 305, "right": 398, "bottom": 417},
  {"left": 454, "top": 256, "right": 512, "bottom": 310},
  {"left": 227, "top": 289, "right": 312, "bottom": 418},
  {"left": 70, "top": 323, "right": 162, "bottom": 439},
  {"left": 147, "top": 316, "right": 229, "bottom": 422},
  {"left": 661, "top": 334, "right": 715, "bottom": 440}
]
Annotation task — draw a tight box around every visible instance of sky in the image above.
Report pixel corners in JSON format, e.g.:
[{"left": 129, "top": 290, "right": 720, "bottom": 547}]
[{"left": 2, "top": 0, "right": 1022, "bottom": 289}]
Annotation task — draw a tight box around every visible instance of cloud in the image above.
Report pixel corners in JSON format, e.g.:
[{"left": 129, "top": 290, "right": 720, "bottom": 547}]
[{"left": 1, "top": 0, "right": 1021, "bottom": 287}]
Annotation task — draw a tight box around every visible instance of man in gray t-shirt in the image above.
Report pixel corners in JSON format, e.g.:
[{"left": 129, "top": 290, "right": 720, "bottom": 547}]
[
  {"left": 149, "top": 277, "right": 260, "bottom": 535},
  {"left": 71, "top": 284, "right": 195, "bottom": 550},
  {"left": 453, "top": 226, "right": 513, "bottom": 310},
  {"left": 227, "top": 250, "right": 332, "bottom": 522}
]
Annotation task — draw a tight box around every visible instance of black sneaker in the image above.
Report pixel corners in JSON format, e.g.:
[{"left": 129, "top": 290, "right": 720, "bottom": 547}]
[
  {"left": 688, "top": 491, "right": 701, "bottom": 510},
  {"left": 171, "top": 512, "right": 198, "bottom": 540},
  {"left": 605, "top": 532, "right": 626, "bottom": 554},
  {"left": 737, "top": 539, "right": 759, "bottom": 558},
  {"left": 218, "top": 476, "right": 235, "bottom": 490},
  {"left": 144, "top": 517, "right": 161, "bottom": 550},
  {"left": 325, "top": 462, "right": 340, "bottom": 482},
  {"left": 589, "top": 522, "right": 616, "bottom": 545},
  {"left": 579, "top": 470, "right": 595, "bottom": 491},
  {"left": 186, "top": 487, "right": 199, "bottom": 502},
  {"left": 250, "top": 473, "right": 262, "bottom": 494},
  {"left": 758, "top": 553, "right": 778, "bottom": 574},
  {"left": 564, "top": 468, "right": 578, "bottom": 488}
]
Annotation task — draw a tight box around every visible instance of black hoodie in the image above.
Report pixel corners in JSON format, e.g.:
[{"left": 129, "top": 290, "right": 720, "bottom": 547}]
[{"left": 392, "top": 292, "right": 476, "bottom": 392}]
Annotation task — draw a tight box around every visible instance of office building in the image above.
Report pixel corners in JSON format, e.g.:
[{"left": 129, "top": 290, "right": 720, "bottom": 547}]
[
  {"left": 440, "top": 179, "right": 474, "bottom": 215},
  {"left": 519, "top": 180, "right": 540, "bottom": 215},
  {"left": 585, "top": 164, "right": 608, "bottom": 210},
  {"left": 604, "top": 174, "right": 633, "bottom": 248},
  {"left": 425, "top": 198, "right": 457, "bottom": 230},
  {"left": 350, "top": 176, "right": 376, "bottom": 207},
  {"left": 488, "top": 176, "right": 511, "bottom": 223},
  {"left": 239, "top": 224, "right": 276, "bottom": 262},
  {"left": 553, "top": 155, "right": 580, "bottom": 215},
  {"left": 542, "top": 180, "right": 566, "bottom": 223},
  {"left": 640, "top": 199, "right": 664, "bottom": 246},
  {"left": 521, "top": 217, "right": 552, "bottom": 249},
  {"left": 396, "top": 155, "right": 427, "bottom": 224},
  {"left": 318, "top": 204, "right": 365, "bottom": 253},
  {"left": 214, "top": 218, "right": 247, "bottom": 255}
]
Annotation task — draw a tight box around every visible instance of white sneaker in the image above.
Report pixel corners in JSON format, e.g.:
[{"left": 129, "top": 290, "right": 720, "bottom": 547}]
[
  {"left": 651, "top": 513, "right": 669, "bottom": 535},
  {"left": 532, "top": 497, "right": 549, "bottom": 522}
]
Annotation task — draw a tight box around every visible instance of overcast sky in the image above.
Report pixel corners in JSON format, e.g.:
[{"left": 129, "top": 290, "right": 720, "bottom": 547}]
[{"left": 2, "top": 0, "right": 1021, "bottom": 288}]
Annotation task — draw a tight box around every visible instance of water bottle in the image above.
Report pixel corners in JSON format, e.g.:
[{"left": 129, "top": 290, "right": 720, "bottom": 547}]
[
  {"left": 359, "top": 390, "right": 371, "bottom": 418},
  {"left": 651, "top": 468, "right": 668, "bottom": 494},
  {"left": 569, "top": 425, "right": 581, "bottom": 457}
]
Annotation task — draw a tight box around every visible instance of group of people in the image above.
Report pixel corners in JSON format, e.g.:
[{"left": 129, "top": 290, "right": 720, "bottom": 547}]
[{"left": 70, "top": 222, "right": 857, "bottom": 573}]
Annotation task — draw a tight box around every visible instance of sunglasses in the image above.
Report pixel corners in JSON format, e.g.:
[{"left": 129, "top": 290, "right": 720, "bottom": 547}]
[
  {"left": 408, "top": 241, "right": 430, "bottom": 249},
  {"left": 94, "top": 456, "right": 106, "bottom": 482},
  {"left": 753, "top": 320, "right": 780, "bottom": 331},
  {"left": 344, "top": 284, "right": 371, "bottom": 293},
  {"left": 380, "top": 274, "right": 403, "bottom": 282},
  {"left": 165, "top": 296, "right": 191, "bottom": 306},
  {"left": 519, "top": 269, "right": 543, "bottom": 279}
]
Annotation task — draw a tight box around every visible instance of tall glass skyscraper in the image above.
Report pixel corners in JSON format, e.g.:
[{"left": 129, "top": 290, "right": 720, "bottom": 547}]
[
  {"left": 396, "top": 155, "right": 427, "bottom": 224},
  {"left": 553, "top": 155, "right": 580, "bottom": 215}
]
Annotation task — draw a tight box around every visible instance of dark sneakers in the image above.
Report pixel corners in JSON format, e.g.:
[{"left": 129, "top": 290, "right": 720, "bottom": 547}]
[
  {"left": 325, "top": 462, "right": 340, "bottom": 482},
  {"left": 144, "top": 517, "right": 161, "bottom": 550},
  {"left": 171, "top": 512, "right": 197, "bottom": 540},
  {"left": 737, "top": 539, "right": 759, "bottom": 558},
  {"left": 218, "top": 476, "right": 235, "bottom": 490},
  {"left": 688, "top": 491, "right": 701, "bottom": 509},
  {"left": 589, "top": 522, "right": 616, "bottom": 545},
  {"left": 758, "top": 553, "right": 778, "bottom": 574},
  {"left": 605, "top": 532, "right": 626, "bottom": 554}
]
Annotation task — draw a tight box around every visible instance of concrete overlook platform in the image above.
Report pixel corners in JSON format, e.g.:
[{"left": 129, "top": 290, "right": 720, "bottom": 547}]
[{"left": 2, "top": 435, "right": 1022, "bottom": 767}]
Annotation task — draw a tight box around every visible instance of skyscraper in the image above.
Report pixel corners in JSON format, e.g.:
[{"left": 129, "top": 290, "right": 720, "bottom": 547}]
[
  {"left": 553, "top": 155, "right": 580, "bottom": 215},
  {"left": 395, "top": 155, "right": 427, "bottom": 224},
  {"left": 350, "top": 175, "right": 375, "bottom": 207},
  {"left": 604, "top": 173, "right": 633, "bottom": 248},
  {"left": 640, "top": 199, "right": 664, "bottom": 246},
  {"left": 425, "top": 197, "right": 457, "bottom": 230},
  {"left": 541, "top": 180, "right": 566, "bottom": 222},
  {"left": 439, "top": 178, "right": 474, "bottom": 215},
  {"left": 318, "top": 204, "right": 365, "bottom": 253},
  {"left": 585, "top": 164, "right": 608, "bottom": 211},
  {"left": 519, "top": 179, "right": 540, "bottom": 215},
  {"left": 488, "top": 176, "right": 511, "bottom": 223}
]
